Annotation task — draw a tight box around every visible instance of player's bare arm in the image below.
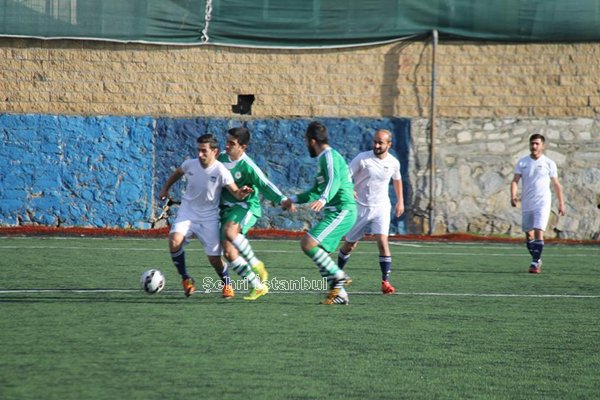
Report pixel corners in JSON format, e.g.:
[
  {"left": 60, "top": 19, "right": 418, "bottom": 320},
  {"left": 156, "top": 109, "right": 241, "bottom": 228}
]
[
  {"left": 309, "top": 198, "right": 326, "bottom": 212},
  {"left": 552, "top": 176, "right": 566, "bottom": 216},
  {"left": 510, "top": 174, "right": 521, "bottom": 207},
  {"left": 280, "top": 197, "right": 297, "bottom": 212},
  {"left": 226, "top": 183, "right": 253, "bottom": 200},
  {"left": 393, "top": 179, "right": 404, "bottom": 217},
  {"left": 159, "top": 168, "right": 184, "bottom": 200}
]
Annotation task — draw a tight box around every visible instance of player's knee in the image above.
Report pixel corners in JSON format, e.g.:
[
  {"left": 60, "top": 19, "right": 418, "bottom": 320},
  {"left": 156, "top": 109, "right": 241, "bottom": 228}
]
[
  {"left": 207, "top": 255, "right": 224, "bottom": 269},
  {"left": 300, "top": 236, "right": 313, "bottom": 253},
  {"left": 223, "top": 222, "right": 240, "bottom": 241},
  {"left": 222, "top": 248, "right": 234, "bottom": 261},
  {"left": 168, "top": 235, "right": 183, "bottom": 253}
]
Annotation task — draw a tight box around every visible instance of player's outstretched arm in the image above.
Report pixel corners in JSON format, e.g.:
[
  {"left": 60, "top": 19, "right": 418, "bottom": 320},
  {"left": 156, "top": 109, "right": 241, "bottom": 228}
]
[
  {"left": 281, "top": 197, "right": 297, "bottom": 212},
  {"left": 159, "top": 168, "right": 184, "bottom": 200},
  {"left": 226, "top": 183, "right": 253, "bottom": 200}
]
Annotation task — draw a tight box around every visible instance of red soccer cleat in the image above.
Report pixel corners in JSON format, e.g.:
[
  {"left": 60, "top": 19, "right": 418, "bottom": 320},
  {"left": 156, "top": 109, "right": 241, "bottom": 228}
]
[{"left": 381, "top": 280, "right": 396, "bottom": 294}]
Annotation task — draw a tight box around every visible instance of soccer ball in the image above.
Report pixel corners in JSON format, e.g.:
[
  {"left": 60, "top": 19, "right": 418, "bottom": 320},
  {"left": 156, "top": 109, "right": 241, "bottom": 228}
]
[{"left": 140, "top": 269, "right": 165, "bottom": 294}]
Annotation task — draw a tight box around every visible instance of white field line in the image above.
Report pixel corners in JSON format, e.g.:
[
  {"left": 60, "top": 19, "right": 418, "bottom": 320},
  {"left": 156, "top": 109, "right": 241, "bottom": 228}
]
[
  {"left": 2, "top": 236, "right": 599, "bottom": 250},
  {"left": 0, "top": 288, "right": 599, "bottom": 298},
  {"left": 0, "top": 244, "right": 596, "bottom": 258}
]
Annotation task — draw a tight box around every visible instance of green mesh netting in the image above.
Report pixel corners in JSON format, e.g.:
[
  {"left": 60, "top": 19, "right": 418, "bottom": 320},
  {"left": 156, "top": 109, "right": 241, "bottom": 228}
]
[{"left": 1, "top": 0, "right": 599, "bottom": 47}]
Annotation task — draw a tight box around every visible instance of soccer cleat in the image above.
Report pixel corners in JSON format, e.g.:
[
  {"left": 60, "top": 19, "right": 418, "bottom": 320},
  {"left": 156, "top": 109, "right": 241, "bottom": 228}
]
[
  {"left": 182, "top": 277, "right": 196, "bottom": 297},
  {"left": 529, "top": 260, "right": 542, "bottom": 274},
  {"left": 252, "top": 261, "right": 269, "bottom": 284},
  {"left": 222, "top": 284, "right": 235, "bottom": 298},
  {"left": 321, "top": 288, "right": 349, "bottom": 305},
  {"left": 381, "top": 280, "right": 396, "bottom": 294},
  {"left": 243, "top": 284, "right": 269, "bottom": 301}
]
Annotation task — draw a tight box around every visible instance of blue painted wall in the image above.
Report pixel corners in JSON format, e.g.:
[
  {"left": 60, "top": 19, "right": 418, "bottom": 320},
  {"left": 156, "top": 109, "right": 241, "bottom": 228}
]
[{"left": 1, "top": 114, "right": 411, "bottom": 232}]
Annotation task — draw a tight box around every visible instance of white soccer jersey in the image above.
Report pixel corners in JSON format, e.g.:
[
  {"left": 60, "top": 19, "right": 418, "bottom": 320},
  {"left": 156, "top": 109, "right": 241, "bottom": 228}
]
[
  {"left": 349, "top": 150, "right": 402, "bottom": 208},
  {"left": 177, "top": 158, "right": 234, "bottom": 222},
  {"left": 514, "top": 154, "right": 558, "bottom": 212}
]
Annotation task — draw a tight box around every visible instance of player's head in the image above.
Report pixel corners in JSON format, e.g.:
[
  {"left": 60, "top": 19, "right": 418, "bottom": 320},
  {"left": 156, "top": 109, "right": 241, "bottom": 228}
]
[
  {"left": 196, "top": 134, "right": 219, "bottom": 167},
  {"left": 228, "top": 127, "right": 251, "bottom": 146},
  {"left": 528, "top": 133, "right": 545, "bottom": 159},
  {"left": 305, "top": 121, "right": 329, "bottom": 158},
  {"left": 373, "top": 129, "right": 393, "bottom": 158},
  {"left": 529, "top": 133, "right": 545, "bottom": 144},
  {"left": 225, "top": 127, "right": 250, "bottom": 159}
]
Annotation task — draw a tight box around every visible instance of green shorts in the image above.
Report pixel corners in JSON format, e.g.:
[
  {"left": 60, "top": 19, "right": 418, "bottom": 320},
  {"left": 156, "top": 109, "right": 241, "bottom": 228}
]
[
  {"left": 308, "top": 208, "right": 357, "bottom": 253},
  {"left": 220, "top": 206, "right": 258, "bottom": 237}
]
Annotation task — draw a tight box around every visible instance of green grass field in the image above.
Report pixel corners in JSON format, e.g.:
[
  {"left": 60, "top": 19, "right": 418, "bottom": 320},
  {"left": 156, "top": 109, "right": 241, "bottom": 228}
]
[{"left": 1, "top": 236, "right": 599, "bottom": 399}]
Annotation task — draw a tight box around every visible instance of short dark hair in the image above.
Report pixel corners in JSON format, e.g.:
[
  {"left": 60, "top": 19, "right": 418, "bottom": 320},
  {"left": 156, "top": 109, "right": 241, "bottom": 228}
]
[
  {"left": 197, "top": 134, "right": 219, "bottom": 149},
  {"left": 305, "top": 121, "right": 329, "bottom": 145},
  {"left": 228, "top": 127, "right": 251, "bottom": 146},
  {"left": 529, "top": 133, "right": 546, "bottom": 143}
]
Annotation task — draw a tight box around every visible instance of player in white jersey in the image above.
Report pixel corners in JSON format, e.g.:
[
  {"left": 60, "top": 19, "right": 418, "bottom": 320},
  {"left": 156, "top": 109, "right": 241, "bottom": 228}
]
[
  {"left": 511, "top": 133, "right": 565, "bottom": 273},
  {"left": 337, "top": 129, "right": 404, "bottom": 294},
  {"left": 159, "top": 134, "right": 257, "bottom": 297}
]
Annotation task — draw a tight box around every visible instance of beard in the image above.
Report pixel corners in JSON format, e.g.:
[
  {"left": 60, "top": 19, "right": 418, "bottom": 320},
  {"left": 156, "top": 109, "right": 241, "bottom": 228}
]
[
  {"left": 373, "top": 148, "right": 386, "bottom": 156},
  {"left": 308, "top": 145, "right": 318, "bottom": 158}
]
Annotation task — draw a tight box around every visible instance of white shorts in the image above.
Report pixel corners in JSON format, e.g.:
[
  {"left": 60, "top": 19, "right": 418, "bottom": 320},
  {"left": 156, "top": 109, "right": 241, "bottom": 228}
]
[
  {"left": 345, "top": 204, "right": 391, "bottom": 243},
  {"left": 170, "top": 217, "right": 221, "bottom": 256},
  {"left": 522, "top": 208, "right": 550, "bottom": 232}
]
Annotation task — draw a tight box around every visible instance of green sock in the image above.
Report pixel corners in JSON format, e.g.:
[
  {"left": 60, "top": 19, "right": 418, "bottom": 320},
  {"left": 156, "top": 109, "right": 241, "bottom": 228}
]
[
  {"left": 229, "top": 256, "right": 261, "bottom": 288},
  {"left": 304, "top": 246, "right": 340, "bottom": 278},
  {"left": 232, "top": 234, "right": 260, "bottom": 267}
]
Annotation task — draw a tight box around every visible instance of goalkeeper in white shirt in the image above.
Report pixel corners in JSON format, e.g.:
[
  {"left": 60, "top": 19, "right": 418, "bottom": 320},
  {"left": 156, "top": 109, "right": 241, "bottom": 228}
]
[
  {"left": 511, "top": 133, "right": 565, "bottom": 273},
  {"left": 337, "top": 129, "right": 404, "bottom": 294}
]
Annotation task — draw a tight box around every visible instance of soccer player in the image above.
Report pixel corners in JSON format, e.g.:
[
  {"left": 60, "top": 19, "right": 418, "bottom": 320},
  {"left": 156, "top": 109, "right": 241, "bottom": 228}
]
[
  {"left": 158, "top": 134, "right": 266, "bottom": 298},
  {"left": 510, "top": 133, "right": 565, "bottom": 273},
  {"left": 337, "top": 129, "right": 404, "bottom": 294},
  {"left": 282, "top": 121, "right": 357, "bottom": 305},
  {"left": 218, "top": 127, "right": 292, "bottom": 300}
]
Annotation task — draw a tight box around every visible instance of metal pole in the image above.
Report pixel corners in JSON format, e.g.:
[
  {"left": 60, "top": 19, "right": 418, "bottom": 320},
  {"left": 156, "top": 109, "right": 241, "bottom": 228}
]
[{"left": 428, "top": 30, "right": 438, "bottom": 236}]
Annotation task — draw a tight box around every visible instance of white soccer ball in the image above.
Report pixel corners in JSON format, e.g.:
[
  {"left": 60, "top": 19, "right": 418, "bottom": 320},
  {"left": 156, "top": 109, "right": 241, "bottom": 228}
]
[{"left": 140, "top": 269, "right": 165, "bottom": 294}]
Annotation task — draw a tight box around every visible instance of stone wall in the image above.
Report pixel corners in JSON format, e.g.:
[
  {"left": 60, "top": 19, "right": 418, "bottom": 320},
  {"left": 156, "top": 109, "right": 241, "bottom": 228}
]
[
  {"left": 1, "top": 38, "right": 599, "bottom": 119},
  {"left": 410, "top": 118, "right": 600, "bottom": 239}
]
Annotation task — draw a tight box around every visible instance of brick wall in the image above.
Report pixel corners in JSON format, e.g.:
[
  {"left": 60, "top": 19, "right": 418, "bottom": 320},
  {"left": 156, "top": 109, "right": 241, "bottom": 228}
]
[{"left": 1, "top": 38, "right": 599, "bottom": 118}]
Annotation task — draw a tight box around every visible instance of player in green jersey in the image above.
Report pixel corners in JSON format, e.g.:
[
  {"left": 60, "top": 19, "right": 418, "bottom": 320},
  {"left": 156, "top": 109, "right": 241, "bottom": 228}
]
[
  {"left": 218, "top": 127, "right": 292, "bottom": 300},
  {"left": 282, "top": 121, "right": 357, "bottom": 305}
]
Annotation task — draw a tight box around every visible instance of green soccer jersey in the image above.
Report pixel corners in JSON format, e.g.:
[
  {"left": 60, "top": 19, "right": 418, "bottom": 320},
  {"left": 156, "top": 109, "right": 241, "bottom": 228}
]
[
  {"left": 218, "top": 152, "right": 286, "bottom": 217},
  {"left": 296, "top": 147, "right": 356, "bottom": 211}
]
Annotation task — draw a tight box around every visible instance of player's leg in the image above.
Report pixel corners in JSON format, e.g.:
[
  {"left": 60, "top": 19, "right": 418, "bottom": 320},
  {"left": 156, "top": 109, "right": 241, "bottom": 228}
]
[
  {"left": 338, "top": 205, "right": 370, "bottom": 269},
  {"left": 338, "top": 205, "right": 368, "bottom": 269},
  {"left": 209, "top": 244, "right": 234, "bottom": 298},
  {"left": 222, "top": 207, "right": 268, "bottom": 282},
  {"left": 196, "top": 219, "right": 232, "bottom": 297},
  {"left": 522, "top": 211, "right": 537, "bottom": 272},
  {"left": 531, "top": 207, "right": 550, "bottom": 272},
  {"left": 169, "top": 231, "right": 188, "bottom": 277},
  {"left": 523, "top": 209, "right": 547, "bottom": 273},
  {"left": 375, "top": 234, "right": 395, "bottom": 294},
  {"left": 205, "top": 254, "right": 233, "bottom": 296},
  {"left": 371, "top": 207, "right": 395, "bottom": 293},
  {"left": 338, "top": 240, "right": 358, "bottom": 270},
  {"left": 302, "top": 209, "right": 356, "bottom": 304},
  {"left": 529, "top": 228, "right": 546, "bottom": 273},
  {"left": 168, "top": 220, "right": 195, "bottom": 297},
  {"left": 222, "top": 237, "right": 266, "bottom": 299}
]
